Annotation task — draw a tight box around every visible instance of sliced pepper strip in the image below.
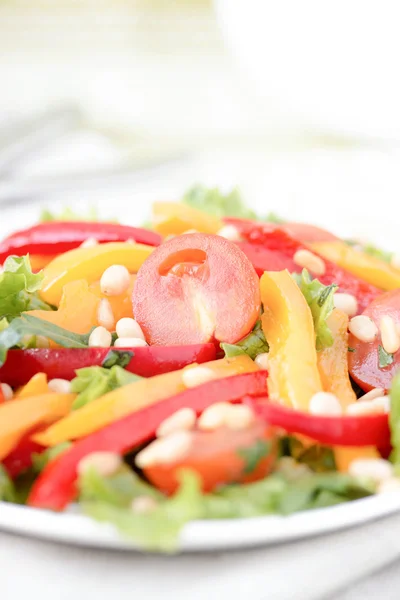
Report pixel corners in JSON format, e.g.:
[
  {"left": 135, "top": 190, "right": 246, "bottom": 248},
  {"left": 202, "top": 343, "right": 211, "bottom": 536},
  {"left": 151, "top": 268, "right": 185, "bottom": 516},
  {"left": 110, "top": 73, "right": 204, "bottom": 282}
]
[
  {"left": 0, "top": 221, "right": 160, "bottom": 262},
  {"left": 232, "top": 225, "right": 381, "bottom": 313},
  {"left": 247, "top": 396, "right": 390, "bottom": 448},
  {"left": 3, "top": 437, "right": 44, "bottom": 478},
  {"left": 40, "top": 242, "right": 154, "bottom": 306},
  {"left": 0, "top": 393, "right": 75, "bottom": 460},
  {"left": 16, "top": 373, "right": 49, "bottom": 399},
  {"left": 316, "top": 309, "right": 356, "bottom": 409},
  {"left": 260, "top": 270, "right": 323, "bottom": 410},
  {"left": 33, "top": 355, "right": 258, "bottom": 447},
  {"left": 0, "top": 344, "right": 217, "bottom": 387},
  {"left": 28, "top": 370, "right": 268, "bottom": 510}
]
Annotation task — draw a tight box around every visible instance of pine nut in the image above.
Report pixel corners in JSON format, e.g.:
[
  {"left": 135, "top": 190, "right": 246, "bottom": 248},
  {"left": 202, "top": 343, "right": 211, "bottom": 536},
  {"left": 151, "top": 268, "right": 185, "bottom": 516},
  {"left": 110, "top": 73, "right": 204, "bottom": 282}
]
[
  {"left": 348, "top": 458, "right": 393, "bottom": 483},
  {"left": 88, "top": 326, "right": 112, "bottom": 348},
  {"left": 114, "top": 337, "right": 148, "bottom": 348},
  {"left": 217, "top": 225, "right": 242, "bottom": 241},
  {"left": 48, "top": 378, "right": 71, "bottom": 394},
  {"left": 380, "top": 315, "right": 400, "bottom": 354},
  {"left": 97, "top": 298, "right": 115, "bottom": 330},
  {"left": 349, "top": 315, "right": 378, "bottom": 343},
  {"left": 131, "top": 495, "right": 158, "bottom": 514},
  {"left": 361, "top": 387, "right": 385, "bottom": 402},
  {"left": 293, "top": 249, "right": 326, "bottom": 276},
  {"left": 80, "top": 237, "right": 98, "bottom": 249},
  {"left": 116, "top": 318, "right": 145, "bottom": 341},
  {"left": 333, "top": 293, "right": 358, "bottom": 317},
  {"left": 77, "top": 451, "right": 122, "bottom": 477},
  {"left": 100, "top": 265, "right": 130, "bottom": 296},
  {"left": 346, "top": 400, "right": 385, "bottom": 416},
  {"left": 372, "top": 395, "right": 391, "bottom": 413},
  {"left": 182, "top": 366, "right": 216, "bottom": 388},
  {"left": 135, "top": 431, "right": 192, "bottom": 468},
  {"left": 225, "top": 404, "right": 255, "bottom": 430},
  {"left": 197, "top": 402, "right": 232, "bottom": 431},
  {"left": 1, "top": 383, "right": 13, "bottom": 401},
  {"left": 156, "top": 408, "right": 197, "bottom": 438},
  {"left": 254, "top": 352, "right": 269, "bottom": 370},
  {"left": 377, "top": 477, "right": 400, "bottom": 494},
  {"left": 309, "top": 392, "right": 342, "bottom": 416}
]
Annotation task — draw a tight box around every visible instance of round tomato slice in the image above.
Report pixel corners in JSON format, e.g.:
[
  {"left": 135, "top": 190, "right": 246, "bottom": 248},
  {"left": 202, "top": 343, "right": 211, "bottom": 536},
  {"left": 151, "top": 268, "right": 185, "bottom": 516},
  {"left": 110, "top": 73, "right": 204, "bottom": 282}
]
[
  {"left": 132, "top": 233, "right": 261, "bottom": 345},
  {"left": 143, "top": 420, "right": 277, "bottom": 495},
  {"left": 348, "top": 288, "right": 400, "bottom": 391}
]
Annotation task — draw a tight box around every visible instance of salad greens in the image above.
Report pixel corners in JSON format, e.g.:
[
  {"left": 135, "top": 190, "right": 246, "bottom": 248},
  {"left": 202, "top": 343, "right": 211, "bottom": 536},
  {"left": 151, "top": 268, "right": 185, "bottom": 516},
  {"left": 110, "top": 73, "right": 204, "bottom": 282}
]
[
  {"left": 0, "top": 465, "right": 16, "bottom": 502},
  {"left": 71, "top": 365, "right": 141, "bottom": 410},
  {"left": 294, "top": 269, "right": 337, "bottom": 351},
  {"left": 378, "top": 345, "right": 394, "bottom": 369},
  {"left": 32, "top": 442, "right": 72, "bottom": 474},
  {"left": 41, "top": 207, "right": 99, "bottom": 222},
  {"left": 346, "top": 239, "right": 393, "bottom": 264},
  {"left": 221, "top": 320, "right": 269, "bottom": 360},
  {"left": 390, "top": 372, "right": 400, "bottom": 464},
  {"left": 0, "top": 255, "right": 52, "bottom": 321}
]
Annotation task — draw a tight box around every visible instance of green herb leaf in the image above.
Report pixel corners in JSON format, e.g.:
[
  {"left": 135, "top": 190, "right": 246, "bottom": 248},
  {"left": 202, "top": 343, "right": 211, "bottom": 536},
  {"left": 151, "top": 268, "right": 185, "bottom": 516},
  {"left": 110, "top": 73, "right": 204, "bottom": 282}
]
[
  {"left": 378, "top": 345, "right": 394, "bottom": 369},
  {"left": 294, "top": 269, "right": 337, "bottom": 350},
  {"left": 348, "top": 346, "right": 356, "bottom": 353},
  {"left": 101, "top": 350, "right": 134, "bottom": 369},
  {"left": 0, "top": 314, "right": 92, "bottom": 366},
  {"left": 71, "top": 365, "right": 141, "bottom": 410},
  {"left": 0, "top": 255, "right": 53, "bottom": 321},
  {"left": 237, "top": 440, "right": 270, "bottom": 475},
  {"left": 82, "top": 470, "right": 204, "bottom": 553},
  {"left": 0, "top": 465, "right": 16, "bottom": 502},
  {"left": 32, "top": 442, "right": 72, "bottom": 474},
  {"left": 221, "top": 320, "right": 269, "bottom": 360}
]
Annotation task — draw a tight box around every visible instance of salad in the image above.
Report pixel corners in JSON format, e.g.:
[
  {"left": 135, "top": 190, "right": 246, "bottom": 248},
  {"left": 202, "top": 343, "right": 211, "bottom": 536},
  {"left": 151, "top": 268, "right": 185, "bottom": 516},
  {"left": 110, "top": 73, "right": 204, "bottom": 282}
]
[{"left": 0, "top": 185, "right": 399, "bottom": 553}]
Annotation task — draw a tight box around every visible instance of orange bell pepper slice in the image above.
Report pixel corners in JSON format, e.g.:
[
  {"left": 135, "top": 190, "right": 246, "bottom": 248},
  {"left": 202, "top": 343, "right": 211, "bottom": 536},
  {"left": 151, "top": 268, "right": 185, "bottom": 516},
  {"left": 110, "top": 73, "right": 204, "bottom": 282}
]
[
  {"left": 311, "top": 240, "right": 400, "bottom": 291},
  {"left": 334, "top": 446, "right": 380, "bottom": 472},
  {"left": 29, "top": 255, "right": 57, "bottom": 271},
  {"left": 33, "top": 355, "right": 258, "bottom": 447},
  {"left": 317, "top": 309, "right": 356, "bottom": 409},
  {"left": 28, "top": 280, "right": 101, "bottom": 337},
  {"left": 0, "top": 392, "right": 75, "bottom": 460},
  {"left": 260, "top": 270, "right": 323, "bottom": 410},
  {"left": 16, "top": 373, "right": 49, "bottom": 399},
  {"left": 152, "top": 202, "right": 223, "bottom": 236},
  {"left": 40, "top": 242, "right": 153, "bottom": 306},
  {"left": 89, "top": 275, "right": 136, "bottom": 322}
]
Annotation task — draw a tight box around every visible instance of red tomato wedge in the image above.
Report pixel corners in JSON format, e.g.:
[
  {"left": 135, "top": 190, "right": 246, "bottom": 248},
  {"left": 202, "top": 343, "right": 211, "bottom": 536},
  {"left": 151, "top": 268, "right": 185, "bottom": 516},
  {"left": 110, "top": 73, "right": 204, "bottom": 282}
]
[
  {"left": 348, "top": 289, "right": 400, "bottom": 392},
  {"left": 0, "top": 344, "right": 217, "bottom": 386},
  {"left": 144, "top": 420, "right": 277, "bottom": 495},
  {"left": 133, "top": 233, "right": 261, "bottom": 345},
  {"left": 225, "top": 218, "right": 338, "bottom": 243}
]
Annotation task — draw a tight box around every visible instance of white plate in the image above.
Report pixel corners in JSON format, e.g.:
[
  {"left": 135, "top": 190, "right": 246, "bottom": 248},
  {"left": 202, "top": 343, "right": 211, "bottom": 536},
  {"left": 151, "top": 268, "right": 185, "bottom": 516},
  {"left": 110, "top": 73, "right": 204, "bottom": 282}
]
[
  {"left": 1, "top": 152, "right": 400, "bottom": 552},
  {"left": 1, "top": 494, "right": 400, "bottom": 552}
]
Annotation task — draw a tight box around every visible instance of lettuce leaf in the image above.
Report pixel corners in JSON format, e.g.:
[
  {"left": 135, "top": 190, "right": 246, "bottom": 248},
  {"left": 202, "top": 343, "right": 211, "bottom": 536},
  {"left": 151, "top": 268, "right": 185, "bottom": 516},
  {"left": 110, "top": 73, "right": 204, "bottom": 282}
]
[
  {"left": 71, "top": 365, "right": 141, "bottom": 410},
  {"left": 32, "top": 442, "right": 72, "bottom": 473},
  {"left": 294, "top": 269, "right": 337, "bottom": 350},
  {"left": 390, "top": 372, "right": 400, "bottom": 463},
  {"left": 40, "top": 206, "right": 99, "bottom": 222},
  {"left": 0, "top": 314, "right": 92, "bottom": 366},
  {"left": 0, "top": 256, "right": 52, "bottom": 320},
  {"left": 221, "top": 321, "right": 269, "bottom": 360},
  {"left": 0, "top": 465, "right": 16, "bottom": 502}
]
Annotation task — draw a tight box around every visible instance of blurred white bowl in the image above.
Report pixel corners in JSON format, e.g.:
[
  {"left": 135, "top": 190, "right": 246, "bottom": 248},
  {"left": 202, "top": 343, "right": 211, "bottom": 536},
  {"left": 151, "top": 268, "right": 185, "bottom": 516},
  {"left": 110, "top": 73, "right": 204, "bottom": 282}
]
[{"left": 215, "top": 0, "right": 400, "bottom": 139}]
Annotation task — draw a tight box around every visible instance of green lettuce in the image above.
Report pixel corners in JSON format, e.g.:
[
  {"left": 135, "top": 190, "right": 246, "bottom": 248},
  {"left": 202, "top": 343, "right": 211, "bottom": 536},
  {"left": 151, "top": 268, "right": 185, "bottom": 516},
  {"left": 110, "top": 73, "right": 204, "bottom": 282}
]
[
  {"left": 294, "top": 269, "right": 337, "bottom": 350},
  {"left": 40, "top": 206, "right": 99, "bottom": 222},
  {"left": 0, "top": 255, "right": 52, "bottom": 320},
  {"left": 0, "top": 465, "right": 16, "bottom": 502},
  {"left": 221, "top": 321, "right": 269, "bottom": 360},
  {"left": 183, "top": 185, "right": 284, "bottom": 223},
  {"left": 346, "top": 239, "right": 393, "bottom": 263},
  {"left": 390, "top": 372, "right": 400, "bottom": 463},
  {"left": 32, "top": 442, "right": 72, "bottom": 473},
  {"left": 0, "top": 314, "right": 93, "bottom": 366},
  {"left": 71, "top": 365, "right": 141, "bottom": 410}
]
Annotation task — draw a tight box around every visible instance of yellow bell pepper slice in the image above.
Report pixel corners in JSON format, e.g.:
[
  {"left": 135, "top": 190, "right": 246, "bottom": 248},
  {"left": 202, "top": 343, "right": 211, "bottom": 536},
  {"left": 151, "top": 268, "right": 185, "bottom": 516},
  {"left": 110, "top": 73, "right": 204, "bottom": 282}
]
[
  {"left": 0, "top": 393, "right": 75, "bottom": 460},
  {"left": 16, "top": 373, "right": 49, "bottom": 399},
  {"left": 89, "top": 274, "right": 136, "bottom": 322},
  {"left": 152, "top": 202, "right": 223, "bottom": 236},
  {"left": 311, "top": 240, "right": 400, "bottom": 290},
  {"left": 260, "top": 270, "right": 323, "bottom": 410},
  {"left": 40, "top": 242, "right": 153, "bottom": 306},
  {"left": 33, "top": 355, "right": 258, "bottom": 447},
  {"left": 29, "top": 280, "right": 101, "bottom": 337},
  {"left": 317, "top": 309, "right": 356, "bottom": 409}
]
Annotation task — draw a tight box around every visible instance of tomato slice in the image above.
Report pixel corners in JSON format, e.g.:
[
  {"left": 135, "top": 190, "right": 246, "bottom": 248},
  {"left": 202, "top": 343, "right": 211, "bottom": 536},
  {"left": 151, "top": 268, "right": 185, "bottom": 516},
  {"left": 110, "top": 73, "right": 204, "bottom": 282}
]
[
  {"left": 348, "top": 289, "right": 400, "bottom": 391},
  {"left": 133, "top": 233, "right": 261, "bottom": 345},
  {"left": 143, "top": 419, "right": 277, "bottom": 494},
  {"left": 224, "top": 218, "right": 338, "bottom": 243}
]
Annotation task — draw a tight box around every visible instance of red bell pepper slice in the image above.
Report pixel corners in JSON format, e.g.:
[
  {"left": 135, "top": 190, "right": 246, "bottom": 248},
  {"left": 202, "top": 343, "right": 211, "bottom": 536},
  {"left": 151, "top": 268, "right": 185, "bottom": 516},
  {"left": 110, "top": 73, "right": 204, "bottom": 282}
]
[
  {"left": 27, "top": 370, "right": 268, "bottom": 510},
  {"left": 0, "top": 221, "right": 161, "bottom": 263},
  {"left": 0, "top": 384, "right": 4, "bottom": 405},
  {"left": 3, "top": 437, "right": 44, "bottom": 478},
  {"left": 0, "top": 344, "right": 217, "bottom": 386},
  {"left": 246, "top": 396, "right": 390, "bottom": 448},
  {"left": 232, "top": 223, "right": 381, "bottom": 312}
]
